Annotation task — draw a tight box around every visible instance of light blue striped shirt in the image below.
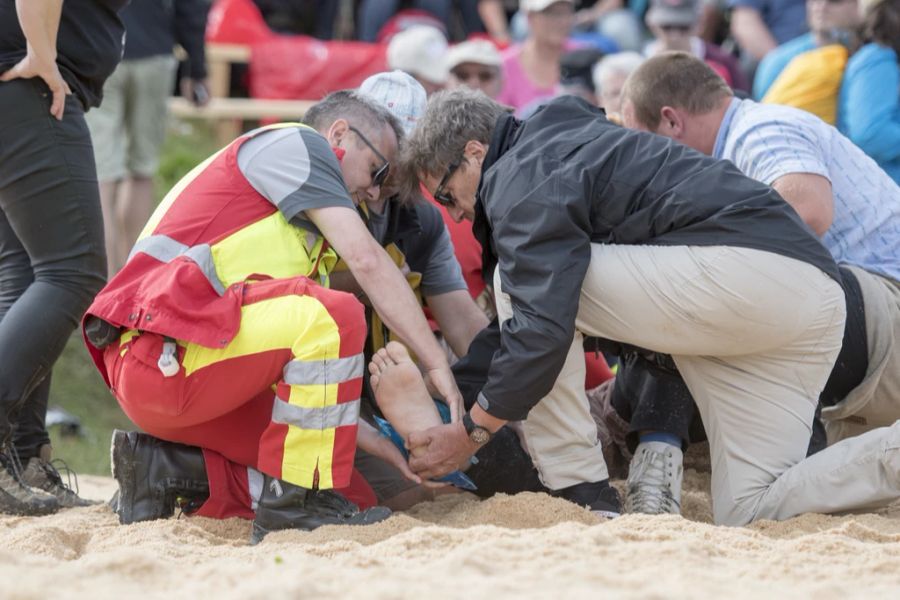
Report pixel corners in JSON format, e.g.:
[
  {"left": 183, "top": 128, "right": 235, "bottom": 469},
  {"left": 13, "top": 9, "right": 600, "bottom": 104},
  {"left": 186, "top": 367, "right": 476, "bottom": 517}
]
[{"left": 713, "top": 98, "right": 900, "bottom": 282}]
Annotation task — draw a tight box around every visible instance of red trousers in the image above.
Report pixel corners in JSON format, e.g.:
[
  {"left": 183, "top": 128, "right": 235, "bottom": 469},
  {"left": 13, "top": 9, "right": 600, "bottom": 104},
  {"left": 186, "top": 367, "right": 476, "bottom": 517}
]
[{"left": 104, "top": 276, "right": 375, "bottom": 518}]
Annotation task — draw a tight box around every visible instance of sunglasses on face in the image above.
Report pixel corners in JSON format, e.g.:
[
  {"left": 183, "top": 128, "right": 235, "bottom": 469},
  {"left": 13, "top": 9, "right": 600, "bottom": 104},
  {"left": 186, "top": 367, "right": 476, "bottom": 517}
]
[
  {"left": 348, "top": 125, "right": 390, "bottom": 188},
  {"left": 453, "top": 68, "right": 497, "bottom": 83},
  {"left": 659, "top": 24, "right": 692, "bottom": 33},
  {"left": 433, "top": 160, "right": 461, "bottom": 208}
]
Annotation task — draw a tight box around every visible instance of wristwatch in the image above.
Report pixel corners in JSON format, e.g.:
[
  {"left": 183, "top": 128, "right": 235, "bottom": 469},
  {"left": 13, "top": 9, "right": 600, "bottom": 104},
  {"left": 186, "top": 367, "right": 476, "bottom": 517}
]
[{"left": 462, "top": 412, "right": 493, "bottom": 445}]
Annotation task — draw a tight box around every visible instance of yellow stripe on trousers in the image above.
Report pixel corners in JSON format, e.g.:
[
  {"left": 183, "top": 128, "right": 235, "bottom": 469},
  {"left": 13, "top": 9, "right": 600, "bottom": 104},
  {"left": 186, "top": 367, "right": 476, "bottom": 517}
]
[{"left": 179, "top": 292, "right": 355, "bottom": 489}]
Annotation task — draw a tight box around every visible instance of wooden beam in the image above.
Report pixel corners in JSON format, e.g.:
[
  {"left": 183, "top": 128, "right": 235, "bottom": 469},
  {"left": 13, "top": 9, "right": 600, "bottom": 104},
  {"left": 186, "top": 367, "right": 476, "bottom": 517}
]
[
  {"left": 206, "top": 43, "right": 252, "bottom": 63},
  {"left": 168, "top": 97, "right": 315, "bottom": 120}
]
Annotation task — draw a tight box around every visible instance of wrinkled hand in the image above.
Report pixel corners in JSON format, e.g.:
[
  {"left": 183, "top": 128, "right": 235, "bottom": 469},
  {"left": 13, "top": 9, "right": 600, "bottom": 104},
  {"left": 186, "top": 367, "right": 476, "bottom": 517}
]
[
  {"left": 424, "top": 365, "right": 463, "bottom": 422},
  {"left": 407, "top": 422, "right": 478, "bottom": 480},
  {"left": 0, "top": 53, "right": 71, "bottom": 120}
]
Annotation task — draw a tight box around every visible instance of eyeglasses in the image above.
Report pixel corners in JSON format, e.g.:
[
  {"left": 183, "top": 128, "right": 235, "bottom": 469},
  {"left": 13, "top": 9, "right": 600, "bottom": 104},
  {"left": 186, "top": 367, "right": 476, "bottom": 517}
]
[
  {"left": 452, "top": 68, "right": 498, "bottom": 83},
  {"left": 659, "top": 24, "right": 692, "bottom": 33},
  {"left": 348, "top": 125, "right": 390, "bottom": 188},
  {"left": 433, "top": 160, "right": 461, "bottom": 207}
]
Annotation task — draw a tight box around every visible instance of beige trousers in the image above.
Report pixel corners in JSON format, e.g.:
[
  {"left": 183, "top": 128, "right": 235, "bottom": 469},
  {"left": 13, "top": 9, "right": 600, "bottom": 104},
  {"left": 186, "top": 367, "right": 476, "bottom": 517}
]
[
  {"left": 497, "top": 244, "right": 900, "bottom": 525},
  {"left": 822, "top": 267, "right": 900, "bottom": 443}
]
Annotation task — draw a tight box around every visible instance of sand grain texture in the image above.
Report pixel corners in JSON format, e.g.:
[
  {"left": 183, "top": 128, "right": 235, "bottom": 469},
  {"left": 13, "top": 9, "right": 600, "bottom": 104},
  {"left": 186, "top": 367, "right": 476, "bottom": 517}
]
[{"left": 1, "top": 472, "right": 899, "bottom": 599}]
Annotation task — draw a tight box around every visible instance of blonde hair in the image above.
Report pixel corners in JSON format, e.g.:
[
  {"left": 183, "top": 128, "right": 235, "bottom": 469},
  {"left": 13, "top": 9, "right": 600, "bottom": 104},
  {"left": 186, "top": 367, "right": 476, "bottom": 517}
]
[{"left": 621, "top": 52, "right": 732, "bottom": 130}]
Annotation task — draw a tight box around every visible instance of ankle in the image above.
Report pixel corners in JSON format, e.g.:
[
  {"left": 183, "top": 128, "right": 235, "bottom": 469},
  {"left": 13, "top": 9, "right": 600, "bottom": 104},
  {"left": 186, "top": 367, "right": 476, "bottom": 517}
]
[{"left": 638, "top": 431, "right": 682, "bottom": 449}]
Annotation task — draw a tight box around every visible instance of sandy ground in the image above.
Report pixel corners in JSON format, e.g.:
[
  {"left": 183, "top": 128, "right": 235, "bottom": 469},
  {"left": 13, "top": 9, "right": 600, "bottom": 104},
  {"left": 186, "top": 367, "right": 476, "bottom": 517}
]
[{"left": 1, "top": 459, "right": 899, "bottom": 599}]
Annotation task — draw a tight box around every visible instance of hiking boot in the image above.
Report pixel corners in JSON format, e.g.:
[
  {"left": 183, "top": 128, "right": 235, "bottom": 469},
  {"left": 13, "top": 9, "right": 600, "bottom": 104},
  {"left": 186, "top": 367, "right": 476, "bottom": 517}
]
[
  {"left": 0, "top": 445, "right": 59, "bottom": 516},
  {"left": 554, "top": 479, "right": 622, "bottom": 518},
  {"left": 110, "top": 430, "right": 209, "bottom": 524},
  {"left": 251, "top": 475, "right": 391, "bottom": 544},
  {"left": 20, "top": 446, "right": 99, "bottom": 508},
  {"left": 624, "top": 441, "right": 683, "bottom": 515}
]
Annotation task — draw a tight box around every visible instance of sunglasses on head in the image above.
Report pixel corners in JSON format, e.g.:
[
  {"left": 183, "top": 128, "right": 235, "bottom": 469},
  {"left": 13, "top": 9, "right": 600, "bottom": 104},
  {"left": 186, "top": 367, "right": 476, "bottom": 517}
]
[
  {"left": 433, "top": 160, "right": 461, "bottom": 208},
  {"left": 348, "top": 125, "right": 390, "bottom": 188}
]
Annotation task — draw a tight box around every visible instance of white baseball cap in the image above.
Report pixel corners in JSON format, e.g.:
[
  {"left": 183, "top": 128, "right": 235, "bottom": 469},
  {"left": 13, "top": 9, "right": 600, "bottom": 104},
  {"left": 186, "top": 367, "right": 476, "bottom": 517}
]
[
  {"left": 359, "top": 70, "right": 428, "bottom": 135},
  {"left": 445, "top": 40, "right": 503, "bottom": 71},
  {"left": 386, "top": 25, "right": 449, "bottom": 85},
  {"left": 520, "top": 0, "right": 575, "bottom": 12}
]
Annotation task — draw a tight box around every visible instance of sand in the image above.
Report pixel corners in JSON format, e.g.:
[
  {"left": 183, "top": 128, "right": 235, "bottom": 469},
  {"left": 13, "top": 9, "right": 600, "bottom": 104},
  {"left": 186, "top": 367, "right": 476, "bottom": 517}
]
[{"left": 2, "top": 464, "right": 899, "bottom": 599}]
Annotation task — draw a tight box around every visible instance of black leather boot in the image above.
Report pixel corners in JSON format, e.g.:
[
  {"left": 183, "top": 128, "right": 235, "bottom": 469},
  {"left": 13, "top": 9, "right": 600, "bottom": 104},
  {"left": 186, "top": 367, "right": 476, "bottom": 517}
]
[
  {"left": 110, "top": 430, "right": 209, "bottom": 524},
  {"left": 554, "top": 479, "right": 622, "bottom": 519},
  {"left": 250, "top": 475, "right": 391, "bottom": 544}
]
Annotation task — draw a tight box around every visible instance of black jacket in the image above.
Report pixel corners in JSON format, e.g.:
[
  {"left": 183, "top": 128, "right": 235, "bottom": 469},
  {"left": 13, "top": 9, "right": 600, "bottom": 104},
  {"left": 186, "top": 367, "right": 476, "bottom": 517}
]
[
  {"left": 473, "top": 95, "right": 840, "bottom": 421},
  {"left": 122, "top": 0, "right": 208, "bottom": 79}
]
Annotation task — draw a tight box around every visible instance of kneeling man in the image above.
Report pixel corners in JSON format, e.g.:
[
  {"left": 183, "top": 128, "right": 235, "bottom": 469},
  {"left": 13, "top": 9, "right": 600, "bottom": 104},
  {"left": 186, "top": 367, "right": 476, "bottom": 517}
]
[
  {"left": 84, "top": 91, "right": 461, "bottom": 542},
  {"left": 398, "top": 88, "right": 900, "bottom": 526}
]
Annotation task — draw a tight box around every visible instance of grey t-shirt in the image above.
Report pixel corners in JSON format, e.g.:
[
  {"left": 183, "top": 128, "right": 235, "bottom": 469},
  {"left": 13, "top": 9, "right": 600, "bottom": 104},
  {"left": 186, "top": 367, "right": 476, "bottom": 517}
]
[
  {"left": 369, "top": 199, "right": 467, "bottom": 298},
  {"left": 237, "top": 126, "right": 355, "bottom": 228}
]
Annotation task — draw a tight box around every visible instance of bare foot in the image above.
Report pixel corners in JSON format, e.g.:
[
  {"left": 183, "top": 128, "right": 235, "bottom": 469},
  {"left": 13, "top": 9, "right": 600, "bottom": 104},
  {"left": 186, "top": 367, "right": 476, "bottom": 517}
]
[{"left": 369, "top": 342, "right": 443, "bottom": 458}]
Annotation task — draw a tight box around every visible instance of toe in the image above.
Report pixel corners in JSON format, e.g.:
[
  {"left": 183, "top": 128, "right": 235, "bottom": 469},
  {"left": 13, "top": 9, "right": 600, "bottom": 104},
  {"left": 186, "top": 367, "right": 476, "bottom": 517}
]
[
  {"left": 384, "top": 341, "right": 411, "bottom": 365},
  {"left": 371, "top": 351, "right": 389, "bottom": 373}
]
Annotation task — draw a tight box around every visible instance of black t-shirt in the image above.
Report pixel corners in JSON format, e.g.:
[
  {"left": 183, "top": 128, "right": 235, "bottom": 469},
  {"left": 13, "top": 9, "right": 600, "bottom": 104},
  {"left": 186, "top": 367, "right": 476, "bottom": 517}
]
[{"left": 0, "top": 0, "right": 127, "bottom": 110}]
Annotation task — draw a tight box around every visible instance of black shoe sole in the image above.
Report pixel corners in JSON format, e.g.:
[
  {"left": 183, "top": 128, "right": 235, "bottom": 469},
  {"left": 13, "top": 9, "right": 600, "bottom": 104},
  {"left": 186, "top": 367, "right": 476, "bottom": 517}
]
[
  {"left": 249, "top": 522, "right": 270, "bottom": 545},
  {"left": 110, "top": 429, "right": 137, "bottom": 525},
  {"left": 249, "top": 506, "right": 392, "bottom": 545}
]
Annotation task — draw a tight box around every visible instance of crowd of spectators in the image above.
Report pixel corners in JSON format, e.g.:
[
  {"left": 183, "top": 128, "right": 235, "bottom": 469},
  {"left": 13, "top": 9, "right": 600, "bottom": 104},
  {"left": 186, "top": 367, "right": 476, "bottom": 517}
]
[
  {"left": 238, "top": 0, "right": 899, "bottom": 181},
  {"left": 64, "top": 0, "right": 897, "bottom": 280},
  {"left": 23, "top": 0, "right": 892, "bottom": 281}
]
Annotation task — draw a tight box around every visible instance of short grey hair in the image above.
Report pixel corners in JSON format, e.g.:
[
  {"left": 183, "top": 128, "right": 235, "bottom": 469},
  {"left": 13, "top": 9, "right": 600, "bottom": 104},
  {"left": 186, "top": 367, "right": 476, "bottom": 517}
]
[
  {"left": 303, "top": 89, "right": 405, "bottom": 146},
  {"left": 591, "top": 52, "right": 645, "bottom": 96},
  {"left": 399, "top": 88, "right": 508, "bottom": 198}
]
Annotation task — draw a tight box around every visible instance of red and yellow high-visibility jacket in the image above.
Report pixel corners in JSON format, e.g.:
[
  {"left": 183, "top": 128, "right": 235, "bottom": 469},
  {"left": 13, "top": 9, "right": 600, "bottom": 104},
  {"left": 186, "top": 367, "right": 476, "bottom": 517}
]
[{"left": 85, "top": 124, "right": 338, "bottom": 385}]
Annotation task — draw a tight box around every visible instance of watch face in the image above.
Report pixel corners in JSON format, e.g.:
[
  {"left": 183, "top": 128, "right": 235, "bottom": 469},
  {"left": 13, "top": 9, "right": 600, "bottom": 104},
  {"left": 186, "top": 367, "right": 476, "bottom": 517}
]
[{"left": 471, "top": 427, "right": 491, "bottom": 445}]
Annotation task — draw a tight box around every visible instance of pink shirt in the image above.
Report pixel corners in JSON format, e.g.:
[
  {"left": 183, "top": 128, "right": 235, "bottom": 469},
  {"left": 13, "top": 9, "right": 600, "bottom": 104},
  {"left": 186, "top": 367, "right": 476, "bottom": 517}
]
[{"left": 497, "top": 43, "right": 578, "bottom": 115}]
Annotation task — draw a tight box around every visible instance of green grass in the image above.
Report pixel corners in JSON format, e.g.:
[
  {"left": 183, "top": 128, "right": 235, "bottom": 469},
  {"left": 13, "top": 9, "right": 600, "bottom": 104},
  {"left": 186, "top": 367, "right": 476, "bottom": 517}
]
[
  {"left": 155, "top": 121, "right": 223, "bottom": 195},
  {"left": 48, "top": 119, "right": 221, "bottom": 476}
]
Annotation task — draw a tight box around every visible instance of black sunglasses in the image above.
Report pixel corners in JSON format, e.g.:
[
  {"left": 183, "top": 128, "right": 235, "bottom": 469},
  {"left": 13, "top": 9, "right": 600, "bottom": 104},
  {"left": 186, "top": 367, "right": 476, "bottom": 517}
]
[
  {"left": 433, "top": 160, "right": 461, "bottom": 207},
  {"left": 348, "top": 125, "right": 390, "bottom": 188},
  {"left": 659, "top": 24, "right": 692, "bottom": 33},
  {"left": 452, "top": 68, "right": 498, "bottom": 83}
]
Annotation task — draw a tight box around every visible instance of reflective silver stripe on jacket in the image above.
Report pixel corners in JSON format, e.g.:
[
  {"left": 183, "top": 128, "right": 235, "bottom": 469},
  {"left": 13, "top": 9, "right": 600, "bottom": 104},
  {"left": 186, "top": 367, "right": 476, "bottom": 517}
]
[
  {"left": 129, "top": 235, "right": 226, "bottom": 296},
  {"left": 283, "top": 354, "right": 364, "bottom": 386},
  {"left": 271, "top": 398, "right": 360, "bottom": 430}
]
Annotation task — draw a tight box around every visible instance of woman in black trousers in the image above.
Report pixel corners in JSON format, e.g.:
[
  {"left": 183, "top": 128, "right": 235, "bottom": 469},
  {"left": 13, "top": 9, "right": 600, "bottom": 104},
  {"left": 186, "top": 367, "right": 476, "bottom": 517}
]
[{"left": 0, "top": 0, "right": 126, "bottom": 514}]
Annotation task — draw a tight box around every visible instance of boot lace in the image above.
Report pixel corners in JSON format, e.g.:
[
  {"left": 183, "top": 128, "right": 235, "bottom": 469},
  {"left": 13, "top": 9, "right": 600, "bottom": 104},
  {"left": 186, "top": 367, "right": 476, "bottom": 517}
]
[
  {"left": 41, "top": 458, "right": 82, "bottom": 498},
  {"left": 625, "top": 447, "right": 681, "bottom": 514}
]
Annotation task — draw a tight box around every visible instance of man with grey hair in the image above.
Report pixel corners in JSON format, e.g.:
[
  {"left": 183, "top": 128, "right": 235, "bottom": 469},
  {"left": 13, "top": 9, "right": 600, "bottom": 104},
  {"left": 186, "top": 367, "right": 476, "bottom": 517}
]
[
  {"left": 341, "top": 71, "right": 489, "bottom": 362},
  {"left": 94, "top": 89, "right": 462, "bottom": 542},
  {"left": 395, "top": 88, "right": 900, "bottom": 525},
  {"left": 591, "top": 51, "right": 645, "bottom": 120}
]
